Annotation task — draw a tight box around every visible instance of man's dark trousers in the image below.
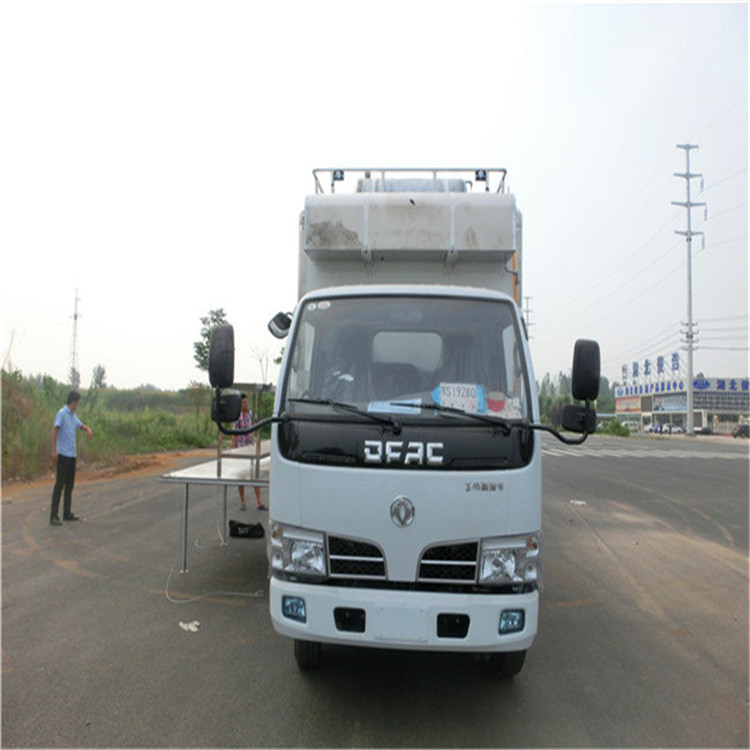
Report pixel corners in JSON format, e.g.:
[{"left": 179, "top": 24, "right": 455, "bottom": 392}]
[{"left": 50, "top": 456, "right": 76, "bottom": 520}]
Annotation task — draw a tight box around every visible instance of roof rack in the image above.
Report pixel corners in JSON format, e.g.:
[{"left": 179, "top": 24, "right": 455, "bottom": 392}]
[{"left": 312, "top": 167, "right": 508, "bottom": 195}]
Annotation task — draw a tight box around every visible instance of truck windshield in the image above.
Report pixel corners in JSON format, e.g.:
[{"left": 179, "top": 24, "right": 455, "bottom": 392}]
[{"left": 283, "top": 295, "right": 529, "bottom": 422}]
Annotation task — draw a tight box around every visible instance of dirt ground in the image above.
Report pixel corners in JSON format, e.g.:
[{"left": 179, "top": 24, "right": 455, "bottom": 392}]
[{"left": 1, "top": 449, "right": 215, "bottom": 496}]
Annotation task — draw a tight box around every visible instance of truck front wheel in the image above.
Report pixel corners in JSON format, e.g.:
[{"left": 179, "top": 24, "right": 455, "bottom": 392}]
[
  {"left": 294, "top": 639, "right": 322, "bottom": 670},
  {"left": 484, "top": 650, "right": 526, "bottom": 678}
]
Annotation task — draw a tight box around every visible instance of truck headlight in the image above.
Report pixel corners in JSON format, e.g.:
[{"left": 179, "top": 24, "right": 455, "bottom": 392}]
[
  {"left": 270, "top": 523, "right": 327, "bottom": 581},
  {"left": 479, "top": 534, "right": 540, "bottom": 586}
]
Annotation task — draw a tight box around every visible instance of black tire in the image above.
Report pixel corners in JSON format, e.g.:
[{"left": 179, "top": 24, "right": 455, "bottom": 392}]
[
  {"left": 484, "top": 650, "right": 526, "bottom": 678},
  {"left": 294, "top": 640, "right": 321, "bottom": 670}
]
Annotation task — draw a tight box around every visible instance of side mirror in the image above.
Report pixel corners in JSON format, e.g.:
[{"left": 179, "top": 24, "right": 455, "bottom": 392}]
[
  {"left": 571, "top": 339, "right": 600, "bottom": 402},
  {"left": 562, "top": 404, "right": 597, "bottom": 434},
  {"left": 209, "top": 324, "right": 235, "bottom": 388},
  {"left": 268, "top": 312, "right": 292, "bottom": 339},
  {"left": 211, "top": 392, "right": 242, "bottom": 424}
]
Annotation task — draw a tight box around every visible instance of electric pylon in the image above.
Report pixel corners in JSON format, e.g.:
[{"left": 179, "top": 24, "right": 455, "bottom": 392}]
[
  {"left": 672, "top": 144, "right": 706, "bottom": 435},
  {"left": 69, "top": 289, "right": 81, "bottom": 389}
]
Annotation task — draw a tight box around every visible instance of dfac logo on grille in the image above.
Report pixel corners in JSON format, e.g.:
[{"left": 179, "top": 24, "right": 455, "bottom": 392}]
[
  {"left": 390, "top": 496, "right": 415, "bottom": 527},
  {"left": 363, "top": 440, "right": 444, "bottom": 466}
]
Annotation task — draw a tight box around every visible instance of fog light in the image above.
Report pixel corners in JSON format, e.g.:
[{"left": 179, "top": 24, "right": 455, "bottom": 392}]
[
  {"left": 499, "top": 609, "right": 524, "bottom": 634},
  {"left": 282, "top": 596, "right": 307, "bottom": 623}
]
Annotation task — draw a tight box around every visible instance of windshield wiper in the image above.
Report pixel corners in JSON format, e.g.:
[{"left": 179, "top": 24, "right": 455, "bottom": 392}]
[
  {"left": 390, "top": 401, "right": 517, "bottom": 435},
  {"left": 287, "top": 398, "right": 402, "bottom": 434}
]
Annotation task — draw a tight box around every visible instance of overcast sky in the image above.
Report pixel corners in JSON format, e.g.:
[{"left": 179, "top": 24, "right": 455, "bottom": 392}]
[{"left": 2, "top": 1, "right": 747, "bottom": 391}]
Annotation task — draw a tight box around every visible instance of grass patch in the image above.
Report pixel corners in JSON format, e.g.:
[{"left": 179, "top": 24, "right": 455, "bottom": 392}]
[{"left": 2, "top": 370, "right": 276, "bottom": 483}]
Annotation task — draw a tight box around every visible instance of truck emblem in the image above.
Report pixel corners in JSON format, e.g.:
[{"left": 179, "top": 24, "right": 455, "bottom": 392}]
[
  {"left": 364, "top": 440, "right": 444, "bottom": 466},
  {"left": 390, "top": 496, "right": 415, "bottom": 527}
]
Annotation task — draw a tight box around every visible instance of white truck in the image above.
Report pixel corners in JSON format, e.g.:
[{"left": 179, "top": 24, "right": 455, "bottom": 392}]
[{"left": 209, "top": 168, "right": 600, "bottom": 677}]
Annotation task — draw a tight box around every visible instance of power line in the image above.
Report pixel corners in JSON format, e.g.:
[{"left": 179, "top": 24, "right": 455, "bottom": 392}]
[
  {"left": 690, "top": 95, "right": 748, "bottom": 157},
  {"left": 604, "top": 337, "right": 683, "bottom": 369},
  {"left": 701, "top": 168, "right": 748, "bottom": 194},
  {"left": 604, "top": 321, "right": 682, "bottom": 363},
  {"left": 541, "top": 211, "right": 679, "bottom": 321},
  {"left": 541, "top": 233, "right": 684, "bottom": 330},
  {"left": 694, "top": 232, "right": 749, "bottom": 259},
  {"left": 701, "top": 315, "right": 749, "bottom": 323},
  {"left": 542, "top": 193, "right": 743, "bottom": 328},
  {"left": 699, "top": 201, "right": 747, "bottom": 221},
  {"left": 543, "top": 98, "right": 745, "bottom": 319},
  {"left": 603, "top": 341, "right": 684, "bottom": 377},
  {"left": 700, "top": 114, "right": 749, "bottom": 149},
  {"left": 580, "top": 256, "right": 686, "bottom": 329}
]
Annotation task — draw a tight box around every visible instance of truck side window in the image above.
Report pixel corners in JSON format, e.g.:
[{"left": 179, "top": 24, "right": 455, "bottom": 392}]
[{"left": 289, "top": 320, "right": 315, "bottom": 397}]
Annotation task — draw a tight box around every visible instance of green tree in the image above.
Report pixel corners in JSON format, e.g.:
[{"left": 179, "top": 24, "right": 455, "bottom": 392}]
[
  {"left": 539, "top": 372, "right": 555, "bottom": 400},
  {"left": 86, "top": 364, "right": 108, "bottom": 409},
  {"left": 93, "top": 364, "right": 107, "bottom": 388},
  {"left": 193, "top": 308, "right": 228, "bottom": 372},
  {"left": 597, "top": 376, "right": 615, "bottom": 413},
  {"left": 186, "top": 380, "right": 210, "bottom": 418},
  {"left": 557, "top": 371, "right": 571, "bottom": 400}
]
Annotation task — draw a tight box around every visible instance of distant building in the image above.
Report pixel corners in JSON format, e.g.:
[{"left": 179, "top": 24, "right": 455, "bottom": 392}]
[{"left": 615, "top": 377, "right": 749, "bottom": 433}]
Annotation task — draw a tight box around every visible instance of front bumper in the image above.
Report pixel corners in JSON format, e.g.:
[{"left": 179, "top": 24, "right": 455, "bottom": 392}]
[{"left": 270, "top": 578, "right": 538, "bottom": 652}]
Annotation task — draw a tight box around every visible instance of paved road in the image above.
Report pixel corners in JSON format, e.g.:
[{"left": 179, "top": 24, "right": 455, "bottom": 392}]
[{"left": 2, "top": 436, "right": 748, "bottom": 747}]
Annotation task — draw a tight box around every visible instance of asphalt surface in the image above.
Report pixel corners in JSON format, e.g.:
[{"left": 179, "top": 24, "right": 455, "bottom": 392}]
[{"left": 2, "top": 435, "right": 748, "bottom": 748}]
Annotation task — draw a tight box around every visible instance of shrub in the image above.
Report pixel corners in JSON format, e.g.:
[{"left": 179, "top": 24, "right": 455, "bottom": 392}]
[
  {"left": 600, "top": 418, "right": 630, "bottom": 437},
  {"left": 2, "top": 370, "right": 218, "bottom": 483}
]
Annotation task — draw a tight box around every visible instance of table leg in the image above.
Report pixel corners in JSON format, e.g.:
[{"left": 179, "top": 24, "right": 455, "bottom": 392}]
[
  {"left": 181, "top": 484, "right": 189, "bottom": 573},
  {"left": 221, "top": 486, "right": 228, "bottom": 545}
]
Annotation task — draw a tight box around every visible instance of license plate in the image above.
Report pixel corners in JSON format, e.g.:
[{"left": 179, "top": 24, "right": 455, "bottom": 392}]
[{"left": 373, "top": 604, "right": 429, "bottom": 643}]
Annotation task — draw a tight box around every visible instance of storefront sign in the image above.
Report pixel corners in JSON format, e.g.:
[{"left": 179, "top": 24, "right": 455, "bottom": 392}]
[
  {"left": 616, "top": 381, "right": 685, "bottom": 398},
  {"left": 615, "top": 378, "right": 748, "bottom": 399},
  {"left": 654, "top": 393, "right": 687, "bottom": 412},
  {"left": 615, "top": 396, "right": 641, "bottom": 414}
]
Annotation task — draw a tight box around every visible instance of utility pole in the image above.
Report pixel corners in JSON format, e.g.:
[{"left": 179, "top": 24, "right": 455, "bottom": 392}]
[
  {"left": 672, "top": 144, "right": 706, "bottom": 436},
  {"left": 69, "top": 289, "right": 81, "bottom": 390}
]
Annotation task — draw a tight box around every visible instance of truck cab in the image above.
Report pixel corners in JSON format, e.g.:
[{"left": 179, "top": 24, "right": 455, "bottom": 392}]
[{"left": 210, "top": 168, "right": 599, "bottom": 676}]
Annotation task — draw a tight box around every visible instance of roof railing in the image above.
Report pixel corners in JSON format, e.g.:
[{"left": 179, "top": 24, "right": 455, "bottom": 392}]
[{"left": 312, "top": 167, "right": 508, "bottom": 195}]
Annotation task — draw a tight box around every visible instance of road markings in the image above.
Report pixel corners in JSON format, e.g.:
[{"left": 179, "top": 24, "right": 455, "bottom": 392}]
[{"left": 543, "top": 445, "right": 749, "bottom": 460}]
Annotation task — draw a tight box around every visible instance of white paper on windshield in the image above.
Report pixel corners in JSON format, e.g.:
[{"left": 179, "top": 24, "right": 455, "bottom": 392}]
[
  {"left": 368, "top": 398, "right": 422, "bottom": 415},
  {"left": 439, "top": 383, "right": 480, "bottom": 413}
]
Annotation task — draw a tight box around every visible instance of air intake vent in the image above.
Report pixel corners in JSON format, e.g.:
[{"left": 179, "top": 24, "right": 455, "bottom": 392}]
[
  {"left": 419, "top": 542, "right": 478, "bottom": 583},
  {"left": 328, "top": 536, "right": 386, "bottom": 579}
]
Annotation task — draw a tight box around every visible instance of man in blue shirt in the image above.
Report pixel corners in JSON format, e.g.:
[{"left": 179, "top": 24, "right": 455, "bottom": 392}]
[{"left": 49, "top": 390, "right": 93, "bottom": 526}]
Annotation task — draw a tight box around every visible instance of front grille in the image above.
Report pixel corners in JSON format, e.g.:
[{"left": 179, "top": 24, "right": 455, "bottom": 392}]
[
  {"left": 328, "top": 536, "right": 386, "bottom": 579},
  {"left": 418, "top": 542, "right": 479, "bottom": 583},
  {"left": 326, "top": 536, "right": 481, "bottom": 587}
]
